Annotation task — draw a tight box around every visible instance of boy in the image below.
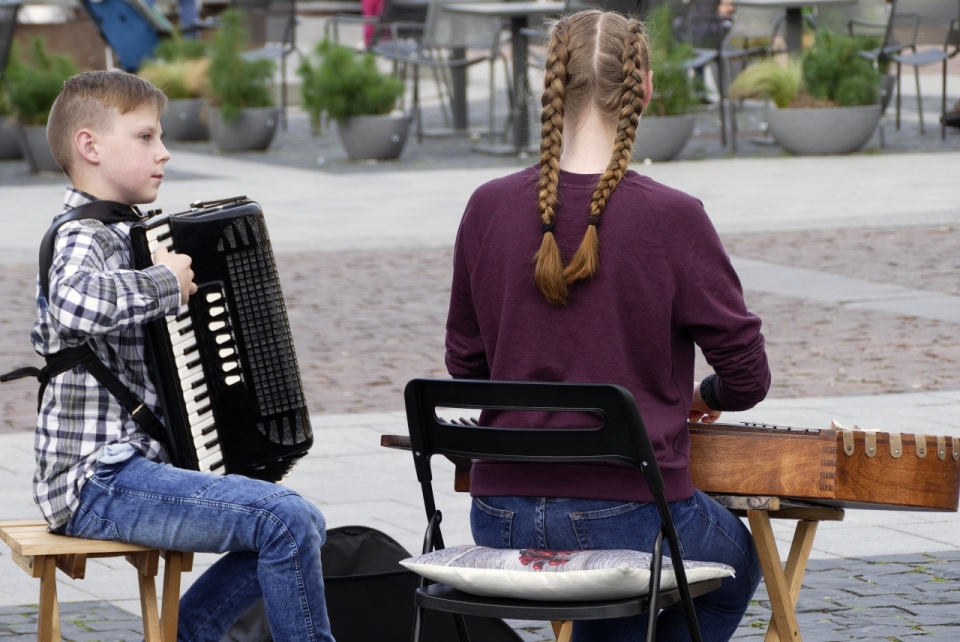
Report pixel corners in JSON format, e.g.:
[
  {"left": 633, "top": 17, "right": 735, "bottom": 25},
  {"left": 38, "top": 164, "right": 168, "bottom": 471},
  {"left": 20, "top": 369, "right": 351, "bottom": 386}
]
[{"left": 32, "top": 70, "right": 335, "bottom": 642}]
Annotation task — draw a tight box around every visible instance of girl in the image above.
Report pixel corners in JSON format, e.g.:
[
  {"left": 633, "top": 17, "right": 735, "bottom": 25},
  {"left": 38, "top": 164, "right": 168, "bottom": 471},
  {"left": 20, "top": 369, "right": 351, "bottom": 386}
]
[{"left": 444, "top": 9, "right": 770, "bottom": 641}]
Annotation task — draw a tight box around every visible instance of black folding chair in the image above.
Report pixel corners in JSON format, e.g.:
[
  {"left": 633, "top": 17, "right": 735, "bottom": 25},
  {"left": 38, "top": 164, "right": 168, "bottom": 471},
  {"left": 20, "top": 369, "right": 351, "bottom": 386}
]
[{"left": 403, "top": 378, "right": 722, "bottom": 642}]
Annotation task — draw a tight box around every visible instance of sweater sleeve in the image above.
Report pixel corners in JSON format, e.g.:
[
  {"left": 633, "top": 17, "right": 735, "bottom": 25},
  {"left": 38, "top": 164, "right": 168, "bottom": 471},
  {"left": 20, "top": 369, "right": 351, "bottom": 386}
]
[
  {"left": 672, "top": 201, "right": 771, "bottom": 411},
  {"left": 445, "top": 209, "right": 490, "bottom": 380}
]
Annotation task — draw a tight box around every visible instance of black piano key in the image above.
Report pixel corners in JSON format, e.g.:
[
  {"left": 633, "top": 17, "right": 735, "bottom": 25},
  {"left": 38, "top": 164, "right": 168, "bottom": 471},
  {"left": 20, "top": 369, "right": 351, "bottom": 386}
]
[
  {"left": 201, "top": 424, "right": 217, "bottom": 436},
  {"left": 183, "top": 343, "right": 199, "bottom": 355},
  {"left": 196, "top": 404, "right": 212, "bottom": 416},
  {"left": 210, "top": 460, "right": 224, "bottom": 471},
  {"left": 204, "top": 437, "right": 220, "bottom": 449},
  {"left": 194, "top": 390, "right": 210, "bottom": 402},
  {"left": 186, "top": 358, "right": 202, "bottom": 369},
  {"left": 191, "top": 379, "right": 205, "bottom": 389}
]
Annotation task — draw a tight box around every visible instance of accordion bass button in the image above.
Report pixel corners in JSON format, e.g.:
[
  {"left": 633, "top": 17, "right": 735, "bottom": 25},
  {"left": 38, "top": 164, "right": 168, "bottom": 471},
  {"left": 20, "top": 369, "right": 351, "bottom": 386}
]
[
  {"left": 222, "top": 362, "right": 239, "bottom": 372},
  {"left": 209, "top": 321, "right": 227, "bottom": 332},
  {"left": 205, "top": 292, "right": 223, "bottom": 303},
  {"left": 218, "top": 347, "right": 235, "bottom": 358},
  {"left": 215, "top": 334, "right": 231, "bottom": 345},
  {"left": 224, "top": 375, "right": 241, "bottom": 386},
  {"left": 209, "top": 306, "right": 226, "bottom": 317}
]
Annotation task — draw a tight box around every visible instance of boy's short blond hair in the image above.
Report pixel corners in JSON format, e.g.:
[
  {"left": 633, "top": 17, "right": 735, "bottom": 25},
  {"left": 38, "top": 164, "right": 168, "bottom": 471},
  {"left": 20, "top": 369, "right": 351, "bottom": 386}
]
[{"left": 47, "top": 70, "right": 167, "bottom": 176}]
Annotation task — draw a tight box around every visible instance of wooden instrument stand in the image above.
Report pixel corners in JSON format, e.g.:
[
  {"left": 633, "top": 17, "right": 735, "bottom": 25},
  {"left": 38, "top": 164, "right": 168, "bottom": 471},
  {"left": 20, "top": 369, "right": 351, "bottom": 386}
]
[{"left": 711, "top": 495, "right": 844, "bottom": 642}]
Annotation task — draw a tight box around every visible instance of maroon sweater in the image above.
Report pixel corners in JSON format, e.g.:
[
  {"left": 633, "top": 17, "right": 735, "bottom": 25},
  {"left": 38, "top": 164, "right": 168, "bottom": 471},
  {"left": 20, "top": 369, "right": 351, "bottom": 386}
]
[{"left": 444, "top": 166, "right": 771, "bottom": 503}]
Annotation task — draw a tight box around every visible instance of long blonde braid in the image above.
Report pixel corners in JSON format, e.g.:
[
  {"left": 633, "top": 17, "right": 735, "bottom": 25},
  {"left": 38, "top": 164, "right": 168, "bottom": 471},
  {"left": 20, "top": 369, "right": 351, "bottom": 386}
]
[
  {"left": 533, "top": 17, "right": 572, "bottom": 307},
  {"left": 563, "top": 18, "right": 650, "bottom": 285}
]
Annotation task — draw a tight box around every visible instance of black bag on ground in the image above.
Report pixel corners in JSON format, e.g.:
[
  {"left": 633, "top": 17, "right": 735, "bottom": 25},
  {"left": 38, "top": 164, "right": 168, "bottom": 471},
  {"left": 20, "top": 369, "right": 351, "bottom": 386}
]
[{"left": 220, "top": 525, "right": 523, "bottom": 642}]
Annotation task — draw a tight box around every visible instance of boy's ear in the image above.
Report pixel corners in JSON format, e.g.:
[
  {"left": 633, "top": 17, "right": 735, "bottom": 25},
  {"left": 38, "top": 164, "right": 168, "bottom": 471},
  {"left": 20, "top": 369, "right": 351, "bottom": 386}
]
[{"left": 74, "top": 128, "right": 101, "bottom": 166}]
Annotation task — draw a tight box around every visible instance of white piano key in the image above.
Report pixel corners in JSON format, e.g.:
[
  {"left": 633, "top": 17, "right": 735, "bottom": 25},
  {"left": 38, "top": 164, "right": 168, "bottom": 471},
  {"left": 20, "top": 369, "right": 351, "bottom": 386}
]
[
  {"left": 177, "top": 361, "right": 203, "bottom": 382},
  {"left": 169, "top": 328, "right": 196, "bottom": 349},
  {"left": 146, "top": 224, "right": 171, "bottom": 242},
  {"left": 188, "top": 405, "right": 213, "bottom": 426},
  {"left": 181, "top": 369, "right": 206, "bottom": 390},
  {"left": 182, "top": 382, "right": 208, "bottom": 405},
  {"left": 166, "top": 315, "right": 193, "bottom": 334},
  {"left": 198, "top": 449, "right": 223, "bottom": 472},
  {"left": 185, "top": 395, "right": 210, "bottom": 415},
  {"left": 172, "top": 337, "right": 197, "bottom": 358},
  {"left": 189, "top": 415, "right": 216, "bottom": 439},
  {"left": 206, "top": 292, "right": 223, "bottom": 303},
  {"left": 175, "top": 352, "right": 202, "bottom": 370}
]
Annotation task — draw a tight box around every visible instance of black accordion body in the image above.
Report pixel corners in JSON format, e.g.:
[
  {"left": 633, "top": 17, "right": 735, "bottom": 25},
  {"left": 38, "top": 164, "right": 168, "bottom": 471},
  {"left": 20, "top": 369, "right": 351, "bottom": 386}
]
[{"left": 131, "top": 197, "right": 312, "bottom": 482}]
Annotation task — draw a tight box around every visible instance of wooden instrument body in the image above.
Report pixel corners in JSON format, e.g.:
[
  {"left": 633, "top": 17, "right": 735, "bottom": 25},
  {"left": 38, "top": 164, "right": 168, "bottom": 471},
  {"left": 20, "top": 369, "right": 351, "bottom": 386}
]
[{"left": 689, "top": 422, "right": 960, "bottom": 511}]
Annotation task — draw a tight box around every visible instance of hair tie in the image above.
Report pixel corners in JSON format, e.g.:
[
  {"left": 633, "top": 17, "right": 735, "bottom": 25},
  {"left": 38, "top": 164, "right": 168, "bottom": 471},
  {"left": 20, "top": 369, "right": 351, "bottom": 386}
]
[
  {"left": 587, "top": 215, "right": 600, "bottom": 228},
  {"left": 541, "top": 222, "right": 555, "bottom": 235}
]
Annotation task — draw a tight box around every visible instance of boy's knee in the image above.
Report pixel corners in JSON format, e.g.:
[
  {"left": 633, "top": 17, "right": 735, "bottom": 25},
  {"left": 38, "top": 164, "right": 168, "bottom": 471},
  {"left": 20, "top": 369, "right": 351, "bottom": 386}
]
[{"left": 261, "top": 491, "right": 326, "bottom": 542}]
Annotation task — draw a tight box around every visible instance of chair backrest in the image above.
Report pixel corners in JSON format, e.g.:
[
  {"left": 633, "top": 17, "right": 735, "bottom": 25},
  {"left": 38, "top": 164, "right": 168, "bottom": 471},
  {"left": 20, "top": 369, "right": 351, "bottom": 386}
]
[
  {"left": 369, "top": 0, "right": 429, "bottom": 47},
  {"left": 724, "top": 5, "right": 784, "bottom": 45},
  {"left": 0, "top": 2, "right": 20, "bottom": 82},
  {"left": 671, "top": 0, "right": 725, "bottom": 49},
  {"left": 403, "top": 379, "right": 666, "bottom": 504},
  {"left": 886, "top": 0, "right": 960, "bottom": 49},
  {"left": 816, "top": 0, "right": 888, "bottom": 35},
  {"left": 421, "top": 0, "right": 503, "bottom": 50},
  {"left": 233, "top": 0, "right": 296, "bottom": 47}
]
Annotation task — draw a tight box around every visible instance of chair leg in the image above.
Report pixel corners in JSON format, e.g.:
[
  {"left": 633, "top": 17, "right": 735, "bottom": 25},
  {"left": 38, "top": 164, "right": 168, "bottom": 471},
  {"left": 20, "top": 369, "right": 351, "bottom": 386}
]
[
  {"left": 452, "top": 613, "right": 471, "bottom": 642},
  {"left": 412, "top": 604, "right": 426, "bottom": 642},
  {"left": 915, "top": 65, "right": 925, "bottom": 135},
  {"left": 38, "top": 556, "right": 61, "bottom": 642},
  {"left": 161, "top": 552, "right": 184, "bottom": 642},
  {"left": 942, "top": 59, "right": 948, "bottom": 141},
  {"left": 414, "top": 64, "right": 423, "bottom": 144},
  {"left": 896, "top": 62, "right": 902, "bottom": 130},
  {"left": 551, "top": 620, "right": 573, "bottom": 642},
  {"left": 281, "top": 55, "right": 288, "bottom": 131},
  {"left": 716, "top": 61, "right": 727, "bottom": 148}
]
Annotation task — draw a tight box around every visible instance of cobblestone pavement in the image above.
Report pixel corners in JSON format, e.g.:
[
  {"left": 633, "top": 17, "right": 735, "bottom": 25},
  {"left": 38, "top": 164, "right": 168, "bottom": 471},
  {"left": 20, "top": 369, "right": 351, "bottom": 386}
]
[
  {"left": 4, "top": 224, "right": 960, "bottom": 430},
  {"left": 3, "top": 551, "right": 959, "bottom": 641},
  {"left": 509, "top": 551, "right": 960, "bottom": 642}
]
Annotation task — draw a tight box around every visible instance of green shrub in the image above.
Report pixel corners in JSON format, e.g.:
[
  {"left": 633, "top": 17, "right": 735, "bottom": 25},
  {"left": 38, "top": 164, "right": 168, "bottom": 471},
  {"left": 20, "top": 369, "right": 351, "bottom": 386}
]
[
  {"left": 6, "top": 38, "right": 79, "bottom": 126},
  {"left": 297, "top": 40, "right": 404, "bottom": 130},
  {"left": 0, "top": 86, "right": 11, "bottom": 117},
  {"left": 152, "top": 29, "right": 208, "bottom": 62},
  {"left": 803, "top": 30, "right": 881, "bottom": 107},
  {"left": 138, "top": 58, "right": 209, "bottom": 100},
  {"left": 731, "top": 59, "right": 801, "bottom": 108},
  {"left": 208, "top": 9, "right": 275, "bottom": 122},
  {"left": 645, "top": 6, "right": 703, "bottom": 117},
  {"left": 730, "top": 30, "right": 881, "bottom": 108}
]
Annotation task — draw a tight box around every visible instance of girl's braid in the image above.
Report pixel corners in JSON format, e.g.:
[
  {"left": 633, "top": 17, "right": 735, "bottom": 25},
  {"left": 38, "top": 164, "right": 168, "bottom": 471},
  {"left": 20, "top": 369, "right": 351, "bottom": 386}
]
[
  {"left": 563, "top": 19, "right": 649, "bottom": 285},
  {"left": 534, "top": 18, "right": 571, "bottom": 307}
]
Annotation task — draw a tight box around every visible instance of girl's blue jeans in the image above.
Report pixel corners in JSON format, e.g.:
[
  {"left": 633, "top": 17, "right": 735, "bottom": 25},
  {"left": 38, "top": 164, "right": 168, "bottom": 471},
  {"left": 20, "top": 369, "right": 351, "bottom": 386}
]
[
  {"left": 471, "top": 490, "right": 760, "bottom": 642},
  {"left": 65, "top": 453, "right": 335, "bottom": 642}
]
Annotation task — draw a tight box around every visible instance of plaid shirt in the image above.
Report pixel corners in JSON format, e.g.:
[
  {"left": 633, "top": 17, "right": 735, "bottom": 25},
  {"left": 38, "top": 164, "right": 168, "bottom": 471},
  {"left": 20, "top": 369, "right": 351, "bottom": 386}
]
[{"left": 32, "top": 188, "right": 182, "bottom": 531}]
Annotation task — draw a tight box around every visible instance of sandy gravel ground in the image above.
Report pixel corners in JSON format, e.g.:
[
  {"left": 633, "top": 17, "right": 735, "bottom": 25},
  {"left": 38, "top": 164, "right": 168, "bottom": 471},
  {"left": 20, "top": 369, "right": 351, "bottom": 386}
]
[{"left": 2, "top": 225, "right": 958, "bottom": 432}]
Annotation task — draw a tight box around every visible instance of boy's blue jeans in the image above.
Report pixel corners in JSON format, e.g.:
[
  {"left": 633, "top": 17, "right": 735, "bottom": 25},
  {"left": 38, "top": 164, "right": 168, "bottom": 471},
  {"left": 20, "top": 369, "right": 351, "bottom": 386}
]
[
  {"left": 471, "top": 491, "right": 760, "bottom": 642},
  {"left": 65, "top": 453, "right": 335, "bottom": 642}
]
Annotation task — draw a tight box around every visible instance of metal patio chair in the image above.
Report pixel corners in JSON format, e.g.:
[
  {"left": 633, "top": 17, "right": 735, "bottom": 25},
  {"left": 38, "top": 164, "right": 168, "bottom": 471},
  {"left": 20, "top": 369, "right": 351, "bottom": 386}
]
[{"left": 858, "top": 0, "right": 960, "bottom": 140}]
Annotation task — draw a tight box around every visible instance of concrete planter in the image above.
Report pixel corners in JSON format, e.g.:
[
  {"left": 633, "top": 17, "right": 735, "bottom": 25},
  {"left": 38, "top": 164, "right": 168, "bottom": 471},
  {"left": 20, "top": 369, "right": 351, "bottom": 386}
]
[
  {"left": 0, "top": 117, "right": 22, "bottom": 159},
  {"left": 633, "top": 114, "right": 697, "bottom": 162},
  {"left": 337, "top": 114, "right": 411, "bottom": 161},
  {"left": 209, "top": 106, "right": 279, "bottom": 151},
  {"left": 765, "top": 104, "right": 882, "bottom": 155},
  {"left": 161, "top": 98, "right": 209, "bottom": 141},
  {"left": 19, "top": 124, "right": 62, "bottom": 173}
]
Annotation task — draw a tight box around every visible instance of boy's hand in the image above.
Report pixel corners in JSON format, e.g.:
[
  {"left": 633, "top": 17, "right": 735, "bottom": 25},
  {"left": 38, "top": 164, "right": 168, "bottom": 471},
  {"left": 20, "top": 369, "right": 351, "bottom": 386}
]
[{"left": 153, "top": 246, "right": 198, "bottom": 304}]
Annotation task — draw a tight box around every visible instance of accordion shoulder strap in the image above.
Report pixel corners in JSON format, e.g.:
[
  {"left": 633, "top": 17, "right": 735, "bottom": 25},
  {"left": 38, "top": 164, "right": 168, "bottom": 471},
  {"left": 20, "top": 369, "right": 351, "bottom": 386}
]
[{"left": 1, "top": 200, "right": 168, "bottom": 446}]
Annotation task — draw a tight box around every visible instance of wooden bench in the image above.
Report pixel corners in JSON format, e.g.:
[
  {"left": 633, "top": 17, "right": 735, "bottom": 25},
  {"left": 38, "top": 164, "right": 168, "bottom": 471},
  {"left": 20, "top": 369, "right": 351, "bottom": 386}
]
[{"left": 0, "top": 520, "right": 193, "bottom": 642}]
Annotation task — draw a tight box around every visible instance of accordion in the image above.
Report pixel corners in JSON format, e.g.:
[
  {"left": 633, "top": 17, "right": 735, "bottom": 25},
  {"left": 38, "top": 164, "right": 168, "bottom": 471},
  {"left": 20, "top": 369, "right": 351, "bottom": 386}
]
[{"left": 131, "top": 196, "right": 312, "bottom": 482}]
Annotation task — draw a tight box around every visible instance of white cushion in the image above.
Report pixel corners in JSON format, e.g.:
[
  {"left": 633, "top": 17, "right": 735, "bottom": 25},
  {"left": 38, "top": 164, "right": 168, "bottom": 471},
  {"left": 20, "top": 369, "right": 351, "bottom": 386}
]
[{"left": 400, "top": 545, "right": 734, "bottom": 601}]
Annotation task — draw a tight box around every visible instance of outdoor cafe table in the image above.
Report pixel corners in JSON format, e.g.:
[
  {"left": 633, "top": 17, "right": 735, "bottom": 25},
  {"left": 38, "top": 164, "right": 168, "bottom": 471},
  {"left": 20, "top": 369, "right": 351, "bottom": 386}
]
[
  {"left": 444, "top": 1, "right": 573, "bottom": 154},
  {"left": 731, "top": 0, "right": 856, "bottom": 52}
]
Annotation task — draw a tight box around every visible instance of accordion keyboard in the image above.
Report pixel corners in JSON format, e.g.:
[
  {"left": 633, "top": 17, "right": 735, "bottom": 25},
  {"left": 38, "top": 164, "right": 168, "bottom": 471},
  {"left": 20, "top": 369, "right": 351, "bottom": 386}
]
[{"left": 147, "top": 221, "right": 225, "bottom": 473}]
